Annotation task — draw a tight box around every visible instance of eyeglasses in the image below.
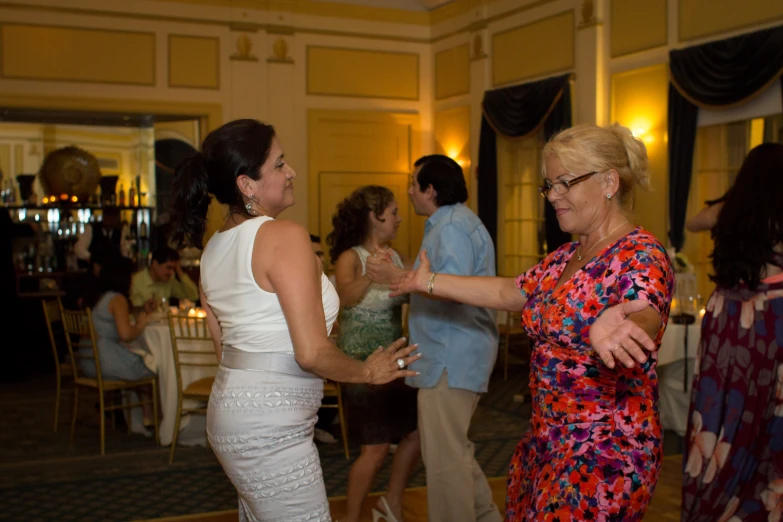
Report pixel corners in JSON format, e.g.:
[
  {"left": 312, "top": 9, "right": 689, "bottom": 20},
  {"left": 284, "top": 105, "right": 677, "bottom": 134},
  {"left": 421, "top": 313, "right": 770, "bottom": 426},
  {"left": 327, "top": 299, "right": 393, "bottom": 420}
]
[{"left": 539, "top": 171, "right": 598, "bottom": 198}]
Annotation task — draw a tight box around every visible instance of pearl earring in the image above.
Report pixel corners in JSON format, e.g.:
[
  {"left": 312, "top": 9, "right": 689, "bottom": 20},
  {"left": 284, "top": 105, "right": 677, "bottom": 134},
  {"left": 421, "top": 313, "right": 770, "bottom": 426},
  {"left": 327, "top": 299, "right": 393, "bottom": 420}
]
[
  {"left": 606, "top": 193, "right": 612, "bottom": 201},
  {"left": 245, "top": 194, "right": 255, "bottom": 214}
]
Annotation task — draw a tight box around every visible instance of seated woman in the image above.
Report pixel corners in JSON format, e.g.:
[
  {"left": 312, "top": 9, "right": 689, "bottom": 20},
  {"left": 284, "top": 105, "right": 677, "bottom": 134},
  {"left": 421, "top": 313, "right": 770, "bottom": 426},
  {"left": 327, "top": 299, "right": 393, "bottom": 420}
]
[
  {"left": 80, "top": 254, "right": 156, "bottom": 425},
  {"left": 328, "top": 185, "right": 419, "bottom": 522}
]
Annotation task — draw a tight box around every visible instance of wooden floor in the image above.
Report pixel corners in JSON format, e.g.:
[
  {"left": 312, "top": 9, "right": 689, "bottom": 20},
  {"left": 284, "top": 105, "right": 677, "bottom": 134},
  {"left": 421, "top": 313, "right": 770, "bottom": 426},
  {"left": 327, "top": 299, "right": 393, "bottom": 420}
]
[{"left": 140, "top": 455, "right": 682, "bottom": 522}]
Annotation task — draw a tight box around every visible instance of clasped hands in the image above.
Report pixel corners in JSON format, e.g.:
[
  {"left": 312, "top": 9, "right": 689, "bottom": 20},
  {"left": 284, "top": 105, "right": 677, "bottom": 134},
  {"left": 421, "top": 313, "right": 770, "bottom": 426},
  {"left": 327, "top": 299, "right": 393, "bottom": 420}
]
[{"left": 365, "top": 247, "right": 405, "bottom": 284}]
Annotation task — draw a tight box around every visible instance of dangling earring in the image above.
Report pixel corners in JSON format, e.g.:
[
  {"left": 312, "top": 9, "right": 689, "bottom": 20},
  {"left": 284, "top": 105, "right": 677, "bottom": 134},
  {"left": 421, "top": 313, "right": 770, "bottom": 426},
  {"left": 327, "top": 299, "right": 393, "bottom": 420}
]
[
  {"left": 245, "top": 194, "right": 255, "bottom": 214},
  {"left": 606, "top": 193, "right": 612, "bottom": 201}
]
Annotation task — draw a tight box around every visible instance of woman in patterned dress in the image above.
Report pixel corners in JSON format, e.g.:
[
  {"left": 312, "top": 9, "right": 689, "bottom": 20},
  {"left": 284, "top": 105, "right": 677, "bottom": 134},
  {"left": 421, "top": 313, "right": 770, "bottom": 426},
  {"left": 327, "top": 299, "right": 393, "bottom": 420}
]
[
  {"left": 391, "top": 123, "right": 675, "bottom": 521},
  {"left": 328, "top": 186, "right": 419, "bottom": 522},
  {"left": 681, "top": 143, "right": 783, "bottom": 522}
]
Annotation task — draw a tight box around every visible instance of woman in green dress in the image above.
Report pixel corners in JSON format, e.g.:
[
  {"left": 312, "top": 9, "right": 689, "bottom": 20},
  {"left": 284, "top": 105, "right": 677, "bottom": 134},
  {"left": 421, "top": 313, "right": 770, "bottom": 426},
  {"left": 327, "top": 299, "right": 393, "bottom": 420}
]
[{"left": 328, "top": 185, "right": 419, "bottom": 522}]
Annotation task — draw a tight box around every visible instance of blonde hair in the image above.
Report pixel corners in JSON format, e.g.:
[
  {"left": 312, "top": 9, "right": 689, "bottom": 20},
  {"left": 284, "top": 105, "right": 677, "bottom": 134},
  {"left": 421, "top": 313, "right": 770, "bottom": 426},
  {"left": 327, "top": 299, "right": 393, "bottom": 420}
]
[{"left": 542, "top": 123, "right": 650, "bottom": 210}]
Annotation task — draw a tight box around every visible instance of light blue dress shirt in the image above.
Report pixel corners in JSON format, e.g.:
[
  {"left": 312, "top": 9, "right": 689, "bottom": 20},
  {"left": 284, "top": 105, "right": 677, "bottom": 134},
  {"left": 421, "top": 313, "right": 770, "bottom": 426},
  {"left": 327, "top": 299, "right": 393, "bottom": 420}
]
[{"left": 406, "top": 203, "right": 499, "bottom": 393}]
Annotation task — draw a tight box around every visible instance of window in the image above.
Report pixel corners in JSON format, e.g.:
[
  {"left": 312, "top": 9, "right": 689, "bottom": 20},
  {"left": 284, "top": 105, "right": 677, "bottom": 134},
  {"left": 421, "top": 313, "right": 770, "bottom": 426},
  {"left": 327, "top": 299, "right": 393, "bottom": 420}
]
[{"left": 497, "top": 133, "right": 546, "bottom": 277}]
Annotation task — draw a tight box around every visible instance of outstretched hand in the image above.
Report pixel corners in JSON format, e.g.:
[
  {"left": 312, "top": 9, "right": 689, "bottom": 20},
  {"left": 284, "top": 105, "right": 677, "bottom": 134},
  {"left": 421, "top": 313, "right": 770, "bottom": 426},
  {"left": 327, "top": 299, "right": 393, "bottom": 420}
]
[
  {"left": 589, "top": 300, "right": 657, "bottom": 369},
  {"left": 389, "top": 250, "right": 433, "bottom": 297},
  {"left": 363, "top": 337, "right": 422, "bottom": 385}
]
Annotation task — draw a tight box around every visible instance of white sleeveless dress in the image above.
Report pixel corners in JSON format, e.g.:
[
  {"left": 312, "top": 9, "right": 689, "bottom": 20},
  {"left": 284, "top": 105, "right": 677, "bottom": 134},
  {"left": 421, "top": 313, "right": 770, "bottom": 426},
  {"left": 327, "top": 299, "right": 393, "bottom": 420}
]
[{"left": 201, "top": 216, "right": 339, "bottom": 522}]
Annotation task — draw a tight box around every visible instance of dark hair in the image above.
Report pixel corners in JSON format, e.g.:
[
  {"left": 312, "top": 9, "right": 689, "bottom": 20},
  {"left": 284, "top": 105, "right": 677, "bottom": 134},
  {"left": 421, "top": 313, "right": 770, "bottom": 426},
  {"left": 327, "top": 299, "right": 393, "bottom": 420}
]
[
  {"left": 413, "top": 154, "right": 468, "bottom": 207},
  {"left": 170, "top": 119, "right": 276, "bottom": 248},
  {"left": 84, "top": 254, "right": 135, "bottom": 307},
  {"left": 309, "top": 234, "right": 321, "bottom": 243},
  {"left": 327, "top": 185, "right": 395, "bottom": 262},
  {"left": 151, "top": 246, "right": 179, "bottom": 264},
  {"left": 711, "top": 143, "right": 783, "bottom": 290}
]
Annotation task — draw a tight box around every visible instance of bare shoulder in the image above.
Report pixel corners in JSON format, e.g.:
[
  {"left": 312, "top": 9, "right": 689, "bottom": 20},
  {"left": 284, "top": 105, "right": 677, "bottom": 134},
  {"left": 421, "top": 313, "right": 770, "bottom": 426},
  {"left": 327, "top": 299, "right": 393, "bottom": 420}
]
[
  {"left": 335, "top": 248, "right": 360, "bottom": 268},
  {"left": 256, "top": 219, "right": 311, "bottom": 252},
  {"left": 108, "top": 293, "right": 129, "bottom": 313}
]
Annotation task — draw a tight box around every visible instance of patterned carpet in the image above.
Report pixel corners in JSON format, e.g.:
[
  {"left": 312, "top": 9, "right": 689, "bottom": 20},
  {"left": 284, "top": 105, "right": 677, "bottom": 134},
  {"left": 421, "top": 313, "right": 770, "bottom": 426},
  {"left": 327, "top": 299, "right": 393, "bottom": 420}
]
[{"left": 0, "top": 368, "right": 532, "bottom": 522}]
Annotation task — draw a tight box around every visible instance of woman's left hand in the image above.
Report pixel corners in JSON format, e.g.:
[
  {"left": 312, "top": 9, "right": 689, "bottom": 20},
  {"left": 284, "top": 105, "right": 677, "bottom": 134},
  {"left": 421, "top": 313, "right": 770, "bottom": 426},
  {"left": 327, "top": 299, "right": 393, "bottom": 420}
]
[{"left": 589, "top": 300, "right": 657, "bottom": 369}]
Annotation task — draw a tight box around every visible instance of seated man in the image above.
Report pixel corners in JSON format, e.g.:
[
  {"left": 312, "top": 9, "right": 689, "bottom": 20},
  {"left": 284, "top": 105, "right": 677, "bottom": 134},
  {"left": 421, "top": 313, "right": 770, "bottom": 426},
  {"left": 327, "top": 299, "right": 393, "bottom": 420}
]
[{"left": 130, "top": 247, "right": 199, "bottom": 309}]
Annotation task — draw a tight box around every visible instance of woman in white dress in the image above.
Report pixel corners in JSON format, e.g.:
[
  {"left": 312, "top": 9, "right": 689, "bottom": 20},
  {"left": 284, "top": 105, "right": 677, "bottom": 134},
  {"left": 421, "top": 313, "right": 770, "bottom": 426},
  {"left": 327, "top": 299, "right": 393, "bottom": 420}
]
[{"left": 170, "top": 119, "right": 420, "bottom": 522}]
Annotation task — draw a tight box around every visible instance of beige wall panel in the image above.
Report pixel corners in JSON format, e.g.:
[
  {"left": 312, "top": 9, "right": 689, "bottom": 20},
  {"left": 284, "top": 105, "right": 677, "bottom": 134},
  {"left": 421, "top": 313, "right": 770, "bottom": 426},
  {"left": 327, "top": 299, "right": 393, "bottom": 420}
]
[
  {"left": 14, "top": 144, "right": 24, "bottom": 175},
  {"left": 434, "top": 105, "right": 471, "bottom": 199},
  {"left": 1, "top": 24, "right": 155, "bottom": 85},
  {"left": 435, "top": 44, "right": 470, "bottom": 100},
  {"left": 611, "top": 0, "right": 667, "bottom": 57},
  {"left": 611, "top": 64, "right": 669, "bottom": 243},
  {"left": 492, "top": 11, "right": 575, "bottom": 87},
  {"left": 308, "top": 110, "right": 423, "bottom": 264},
  {"left": 679, "top": 0, "right": 783, "bottom": 41},
  {"left": 307, "top": 47, "right": 419, "bottom": 100},
  {"left": 168, "top": 35, "right": 220, "bottom": 89},
  {"left": 0, "top": 145, "right": 10, "bottom": 180}
]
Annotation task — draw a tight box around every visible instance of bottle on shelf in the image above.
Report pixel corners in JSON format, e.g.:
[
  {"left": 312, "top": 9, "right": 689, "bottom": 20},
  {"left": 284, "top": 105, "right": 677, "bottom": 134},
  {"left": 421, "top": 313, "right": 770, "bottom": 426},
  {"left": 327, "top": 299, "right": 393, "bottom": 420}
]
[
  {"left": 129, "top": 185, "right": 136, "bottom": 207},
  {"left": 118, "top": 183, "right": 126, "bottom": 207},
  {"left": 140, "top": 220, "right": 148, "bottom": 240}
]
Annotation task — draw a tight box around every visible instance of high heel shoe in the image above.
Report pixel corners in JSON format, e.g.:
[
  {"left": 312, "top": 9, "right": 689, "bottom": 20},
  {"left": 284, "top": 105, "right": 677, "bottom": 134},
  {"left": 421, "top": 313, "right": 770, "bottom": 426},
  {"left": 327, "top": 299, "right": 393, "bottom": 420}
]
[{"left": 371, "top": 497, "right": 400, "bottom": 522}]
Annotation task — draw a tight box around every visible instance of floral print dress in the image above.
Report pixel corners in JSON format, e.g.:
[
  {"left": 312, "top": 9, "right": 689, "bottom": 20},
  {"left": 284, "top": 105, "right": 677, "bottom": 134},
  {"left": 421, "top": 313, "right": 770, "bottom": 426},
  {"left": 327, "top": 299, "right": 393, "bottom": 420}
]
[
  {"left": 507, "top": 227, "right": 674, "bottom": 521},
  {"left": 681, "top": 278, "right": 783, "bottom": 522}
]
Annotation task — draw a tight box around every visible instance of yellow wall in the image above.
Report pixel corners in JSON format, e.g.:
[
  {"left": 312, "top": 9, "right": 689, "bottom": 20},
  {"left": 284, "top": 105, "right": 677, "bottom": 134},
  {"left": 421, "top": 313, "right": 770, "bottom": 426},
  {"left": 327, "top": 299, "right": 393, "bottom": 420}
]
[
  {"left": 307, "top": 47, "right": 420, "bottom": 100},
  {"left": 1, "top": 24, "right": 155, "bottom": 85},
  {"left": 678, "top": 0, "right": 783, "bottom": 41},
  {"left": 492, "top": 11, "right": 574, "bottom": 87},
  {"left": 610, "top": 64, "right": 669, "bottom": 244},
  {"left": 434, "top": 44, "right": 470, "bottom": 100},
  {"left": 168, "top": 35, "right": 220, "bottom": 89},
  {"left": 433, "top": 105, "right": 471, "bottom": 199},
  {"left": 611, "top": 0, "right": 667, "bottom": 57}
]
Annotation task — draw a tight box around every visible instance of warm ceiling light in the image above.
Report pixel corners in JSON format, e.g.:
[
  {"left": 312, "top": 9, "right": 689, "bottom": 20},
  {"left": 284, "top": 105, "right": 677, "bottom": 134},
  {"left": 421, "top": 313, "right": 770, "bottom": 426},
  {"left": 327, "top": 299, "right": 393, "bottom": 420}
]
[
  {"left": 60, "top": 193, "right": 69, "bottom": 201},
  {"left": 71, "top": 195, "right": 79, "bottom": 202}
]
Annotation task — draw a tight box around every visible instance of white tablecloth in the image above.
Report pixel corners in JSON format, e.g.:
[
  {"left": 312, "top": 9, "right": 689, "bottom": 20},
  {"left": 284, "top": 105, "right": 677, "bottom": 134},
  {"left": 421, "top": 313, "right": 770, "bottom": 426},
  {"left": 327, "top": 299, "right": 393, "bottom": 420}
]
[
  {"left": 128, "top": 321, "right": 217, "bottom": 446},
  {"left": 658, "top": 318, "right": 701, "bottom": 366},
  {"left": 657, "top": 317, "right": 702, "bottom": 436}
]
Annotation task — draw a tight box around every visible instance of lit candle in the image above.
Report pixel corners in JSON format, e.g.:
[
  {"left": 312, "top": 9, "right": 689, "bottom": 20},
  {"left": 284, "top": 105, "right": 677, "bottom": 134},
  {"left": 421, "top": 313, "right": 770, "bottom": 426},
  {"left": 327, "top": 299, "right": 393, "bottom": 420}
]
[
  {"left": 196, "top": 309, "right": 207, "bottom": 318},
  {"left": 699, "top": 308, "right": 706, "bottom": 317},
  {"left": 187, "top": 308, "right": 197, "bottom": 317}
]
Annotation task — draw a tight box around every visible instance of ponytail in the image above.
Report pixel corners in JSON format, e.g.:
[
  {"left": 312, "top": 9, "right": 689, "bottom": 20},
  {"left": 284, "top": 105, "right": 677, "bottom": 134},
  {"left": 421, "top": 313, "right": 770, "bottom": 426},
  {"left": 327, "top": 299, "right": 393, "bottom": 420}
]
[
  {"left": 170, "top": 153, "right": 211, "bottom": 248},
  {"left": 169, "top": 119, "right": 277, "bottom": 249}
]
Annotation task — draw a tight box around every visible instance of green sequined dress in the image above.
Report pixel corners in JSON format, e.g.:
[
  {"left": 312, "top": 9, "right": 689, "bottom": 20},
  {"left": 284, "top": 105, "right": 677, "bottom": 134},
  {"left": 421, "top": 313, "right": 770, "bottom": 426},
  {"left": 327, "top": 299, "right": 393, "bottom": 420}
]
[{"left": 337, "top": 246, "right": 418, "bottom": 445}]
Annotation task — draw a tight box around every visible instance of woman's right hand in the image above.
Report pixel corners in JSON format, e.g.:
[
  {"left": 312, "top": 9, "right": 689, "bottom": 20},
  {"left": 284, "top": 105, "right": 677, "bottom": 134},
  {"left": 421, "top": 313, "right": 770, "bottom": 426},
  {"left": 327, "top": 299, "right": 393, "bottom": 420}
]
[
  {"left": 389, "top": 250, "right": 433, "bottom": 297},
  {"left": 362, "top": 337, "right": 422, "bottom": 385},
  {"left": 136, "top": 312, "right": 149, "bottom": 329}
]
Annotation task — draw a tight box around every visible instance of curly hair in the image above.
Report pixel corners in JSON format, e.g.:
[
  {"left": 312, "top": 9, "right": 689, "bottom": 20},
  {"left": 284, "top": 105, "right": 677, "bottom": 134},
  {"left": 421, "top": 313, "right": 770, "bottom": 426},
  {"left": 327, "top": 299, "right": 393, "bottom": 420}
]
[
  {"left": 327, "top": 185, "right": 395, "bottom": 262},
  {"left": 711, "top": 142, "right": 783, "bottom": 290}
]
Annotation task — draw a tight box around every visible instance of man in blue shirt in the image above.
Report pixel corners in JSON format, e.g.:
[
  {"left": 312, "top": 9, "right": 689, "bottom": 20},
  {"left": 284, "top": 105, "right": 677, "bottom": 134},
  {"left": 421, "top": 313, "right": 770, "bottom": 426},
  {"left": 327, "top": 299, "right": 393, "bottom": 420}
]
[{"left": 406, "top": 155, "right": 501, "bottom": 522}]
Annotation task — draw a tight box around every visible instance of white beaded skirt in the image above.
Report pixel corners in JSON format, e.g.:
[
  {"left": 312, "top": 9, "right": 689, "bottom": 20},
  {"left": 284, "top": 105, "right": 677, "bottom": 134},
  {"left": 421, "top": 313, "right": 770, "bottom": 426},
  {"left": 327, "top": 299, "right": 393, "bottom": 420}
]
[{"left": 207, "top": 362, "right": 331, "bottom": 522}]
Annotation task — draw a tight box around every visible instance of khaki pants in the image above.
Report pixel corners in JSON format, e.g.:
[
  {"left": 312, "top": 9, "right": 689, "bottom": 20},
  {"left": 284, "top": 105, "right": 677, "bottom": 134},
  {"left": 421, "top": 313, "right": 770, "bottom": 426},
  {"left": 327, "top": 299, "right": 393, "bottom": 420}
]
[{"left": 418, "top": 371, "right": 503, "bottom": 522}]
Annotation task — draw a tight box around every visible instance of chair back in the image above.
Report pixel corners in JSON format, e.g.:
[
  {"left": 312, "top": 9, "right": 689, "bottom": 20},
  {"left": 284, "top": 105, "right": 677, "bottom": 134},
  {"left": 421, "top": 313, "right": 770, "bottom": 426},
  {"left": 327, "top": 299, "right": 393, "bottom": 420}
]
[
  {"left": 59, "top": 305, "right": 102, "bottom": 385},
  {"left": 167, "top": 311, "right": 218, "bottom": 393},
  {"left": 42, "top": 298, "right": 64, "bottom": 371}
]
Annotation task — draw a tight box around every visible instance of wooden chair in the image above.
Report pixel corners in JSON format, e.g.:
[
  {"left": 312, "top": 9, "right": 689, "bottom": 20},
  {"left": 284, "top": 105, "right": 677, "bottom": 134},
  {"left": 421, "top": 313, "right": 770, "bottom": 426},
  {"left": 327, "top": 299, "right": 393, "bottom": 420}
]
[
  {"left": 42, "top": 297, "right": 73, "bottom": 431},
  {"left": 322, "top": 381, "right": 350, "bottom": 459},
  {"left": 167, "top": 311, "right": 218, "bottom": 464},
  {"left": 60, "top": 305, "right": 159, "bottom": 455}
]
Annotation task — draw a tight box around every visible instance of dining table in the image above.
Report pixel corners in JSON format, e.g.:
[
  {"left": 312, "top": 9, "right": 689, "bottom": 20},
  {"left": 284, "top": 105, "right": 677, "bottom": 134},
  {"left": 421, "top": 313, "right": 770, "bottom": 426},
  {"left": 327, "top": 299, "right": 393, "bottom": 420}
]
[{"left": 656, "top": 314, "right": 702, "bottom": 436}]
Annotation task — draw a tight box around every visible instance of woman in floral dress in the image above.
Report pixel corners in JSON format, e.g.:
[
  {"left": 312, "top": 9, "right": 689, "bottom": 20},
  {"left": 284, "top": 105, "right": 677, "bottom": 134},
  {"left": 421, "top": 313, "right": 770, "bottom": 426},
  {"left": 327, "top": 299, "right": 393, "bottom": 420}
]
[
  {"left": 392, "top": 123, "right": 674, "bottom": 521},
  {"left": 682, "top": 143, "right": 783, "bottom": 522}
]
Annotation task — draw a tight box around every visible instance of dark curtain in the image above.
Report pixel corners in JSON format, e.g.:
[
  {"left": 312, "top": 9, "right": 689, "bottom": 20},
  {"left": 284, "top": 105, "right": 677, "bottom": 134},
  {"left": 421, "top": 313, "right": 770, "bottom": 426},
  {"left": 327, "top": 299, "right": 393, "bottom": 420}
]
[
  {"left": 668, "top": 24, "right": 783, "bottom": 250},
  {"left": 477, "top": 116, "right": 498, "bottom": 244},
  {"left": 667, "top": 86, "right": 699, "bottom": 251},
  {"left": 478, "top": 73, "right": 573, "bottom": 257}
]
